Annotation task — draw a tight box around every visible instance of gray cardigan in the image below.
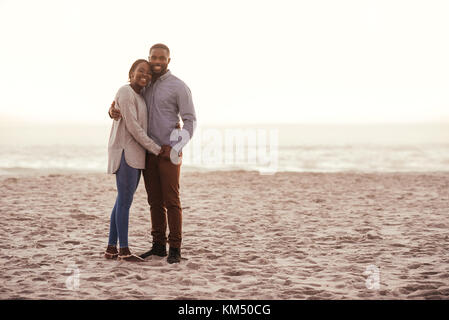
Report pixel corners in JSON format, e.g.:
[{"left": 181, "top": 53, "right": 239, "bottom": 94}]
[{"left": 107, "top": 85, "right": 161, "bottom": 174}]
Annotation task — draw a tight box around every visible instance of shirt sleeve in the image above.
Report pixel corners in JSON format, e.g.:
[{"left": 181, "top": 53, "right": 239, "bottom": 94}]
[
  {"left": 117, "top": 88, "right": 161, "bottom": 155},
  {"left": 173, "top": 83, "right": 197, "bottom": 148}
]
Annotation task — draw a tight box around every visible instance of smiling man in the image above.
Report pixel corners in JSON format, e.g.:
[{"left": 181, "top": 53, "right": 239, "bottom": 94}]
[{"left": 109, "top": 43, "right": 196, "bottom": 263}]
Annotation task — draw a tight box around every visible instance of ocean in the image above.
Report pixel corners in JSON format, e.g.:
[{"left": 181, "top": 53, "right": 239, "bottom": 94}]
[{"left": 1, "top": 123, "right": 448, "bottom": 174}]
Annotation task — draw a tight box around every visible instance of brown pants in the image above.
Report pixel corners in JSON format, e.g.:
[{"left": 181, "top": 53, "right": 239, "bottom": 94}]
[{"left": 142, "top": 153, "right": 182, "bottom": 248}]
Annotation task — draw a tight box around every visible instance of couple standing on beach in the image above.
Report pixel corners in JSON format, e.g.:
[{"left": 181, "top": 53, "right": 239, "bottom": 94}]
[{"left": 104, "top": 44, "right": 196, "bottom": 264}]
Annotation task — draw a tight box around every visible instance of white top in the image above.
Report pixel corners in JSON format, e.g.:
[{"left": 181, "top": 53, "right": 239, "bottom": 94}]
[{"left": 107, "top": 85, "right": 161, "bottom": 174}]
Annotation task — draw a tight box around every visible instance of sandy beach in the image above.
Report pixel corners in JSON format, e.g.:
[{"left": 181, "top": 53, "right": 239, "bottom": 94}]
[{"left": 0, "top": 170, "right": 448, "bottom": 300}]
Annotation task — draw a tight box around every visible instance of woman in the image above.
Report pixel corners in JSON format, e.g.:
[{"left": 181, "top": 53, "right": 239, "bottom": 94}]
[{"left": 104, "top": 59, "right": 161, "bottom": 262}]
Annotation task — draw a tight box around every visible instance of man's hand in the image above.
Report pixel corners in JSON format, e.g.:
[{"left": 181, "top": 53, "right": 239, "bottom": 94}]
[
  {"left": 108, "top": 101, "right": 122, "bottom": 120},
  {"left": 158, "top": 145, "right": 172, "bottom": 160}
]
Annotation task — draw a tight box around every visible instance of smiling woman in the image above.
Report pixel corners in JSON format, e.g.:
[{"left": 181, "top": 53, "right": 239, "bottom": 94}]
[
  {"left": 128, "top": 59, "right": 151, "bottom": 88},
  {"left": 105, "top": 58, "right": 161, "bottom": 262}
]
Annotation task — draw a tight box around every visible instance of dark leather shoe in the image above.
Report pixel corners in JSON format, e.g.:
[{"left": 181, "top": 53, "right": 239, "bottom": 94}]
[
  {"left": 139, "top": 242, "right": 167, "bottom": 258},
  {"left": 167, "top": 247, "right": 181, "bottom": 264}
]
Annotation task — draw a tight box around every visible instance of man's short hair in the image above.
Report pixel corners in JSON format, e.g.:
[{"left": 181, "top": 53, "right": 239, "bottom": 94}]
[{"left": 150, "top": 43, "right": 170, "bottom": 56}]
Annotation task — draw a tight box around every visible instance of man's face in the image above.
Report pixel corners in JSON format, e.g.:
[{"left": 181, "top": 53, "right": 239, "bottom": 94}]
[{"left": 148, "top": 48, "right": 170, "bottom": 75}]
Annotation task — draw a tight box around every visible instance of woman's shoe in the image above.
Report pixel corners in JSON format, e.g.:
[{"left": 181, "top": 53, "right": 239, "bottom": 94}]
[
  {"left": 104, "top": 245, "right": 119, "bottom": 260},
  {"left": 118, "top": 254, "right": 145, "bottom": 262},
  {"left": 118, "top": 247, "right": 144, "bottom": 262}
]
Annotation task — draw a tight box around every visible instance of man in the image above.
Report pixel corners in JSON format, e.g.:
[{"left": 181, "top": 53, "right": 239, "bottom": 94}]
[{"left": 109, "top": 43, "right": 196, "bottom": 263}]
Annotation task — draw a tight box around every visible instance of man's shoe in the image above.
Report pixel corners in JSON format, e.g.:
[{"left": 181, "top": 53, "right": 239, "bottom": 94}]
[
  {"left": 167, "top": 247, "right": 181, "bottom": 264},
  {"left": 139, "top": 242, "right": 167, "bottom": 259}
]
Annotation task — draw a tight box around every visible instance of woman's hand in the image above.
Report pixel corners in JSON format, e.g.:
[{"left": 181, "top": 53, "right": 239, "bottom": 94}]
[{"left": 108, "top": 101, "right": 122, "bottom": 120}]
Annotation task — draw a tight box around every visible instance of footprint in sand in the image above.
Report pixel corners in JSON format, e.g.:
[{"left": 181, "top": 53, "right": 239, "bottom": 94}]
[
  {"left": 420, "top": 271, "right": 439, "bottom": 276},
  {"left": 85, "top": 276, "right": 103, "bottom": 281},
  {"left": 224, "top": 270, "right": 249, "bottom": 277},
  {"left": 32, "top": 277, "right": 48, "bottom": 282},
  {"left": 186, "top": 262, "right": 201, "bottom": 270},
  {"left": 64, "top": 240, "right": 81, "bottom": 245}
]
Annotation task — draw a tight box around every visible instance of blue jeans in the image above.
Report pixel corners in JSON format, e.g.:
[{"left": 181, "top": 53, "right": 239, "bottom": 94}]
[{"left": 108, "top": 152, "right": 141, "bottom": 248}]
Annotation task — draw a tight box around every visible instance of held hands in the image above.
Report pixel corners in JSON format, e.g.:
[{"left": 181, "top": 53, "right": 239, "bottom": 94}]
[
  {"left": 108, "top": 101, "right": 122, "bottom": 120},
  {"left": 158, "top": 145, "right": 182, "bottom": 161},
  {"left": 158, "top": 145, "right": 172, "bottom": 160},
  {"left": 108, "top": 96, "right": 181, "bottom": 160},
  {"left": 158, "top": 123, "right": 181, "bottom": 160}
]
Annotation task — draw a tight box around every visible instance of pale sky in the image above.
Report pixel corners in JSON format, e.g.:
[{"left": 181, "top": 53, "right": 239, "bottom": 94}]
[{"left": 0, "top": 0, "right": 448, "bottom": 126}]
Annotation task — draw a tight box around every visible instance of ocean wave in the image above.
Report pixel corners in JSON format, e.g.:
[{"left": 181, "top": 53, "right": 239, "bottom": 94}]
[{"left": 1, "top": 144, "right": 449, "bottom": 174}]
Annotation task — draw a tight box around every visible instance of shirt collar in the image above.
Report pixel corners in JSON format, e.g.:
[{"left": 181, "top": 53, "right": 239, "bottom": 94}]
[
  {"left": 146, "top": 70, "right": 171, "bottom": 89},
  {"left": 158, "top": 70, "right": 172, "bottom": 82}
]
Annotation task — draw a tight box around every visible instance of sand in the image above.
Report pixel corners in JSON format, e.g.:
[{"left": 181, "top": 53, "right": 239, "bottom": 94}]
[{"left": 0, "top": 170, "right": 448, "bottom": 300}]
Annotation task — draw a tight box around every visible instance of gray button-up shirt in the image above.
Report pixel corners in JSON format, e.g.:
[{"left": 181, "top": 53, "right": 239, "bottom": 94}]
[{"left": 143, "top": 70, "right": 196, "bottom": 151}]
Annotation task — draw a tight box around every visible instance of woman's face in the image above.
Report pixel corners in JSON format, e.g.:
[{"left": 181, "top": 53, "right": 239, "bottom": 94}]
[{"left": 130, "top": 62, "right": 151, "bottom": 87}]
